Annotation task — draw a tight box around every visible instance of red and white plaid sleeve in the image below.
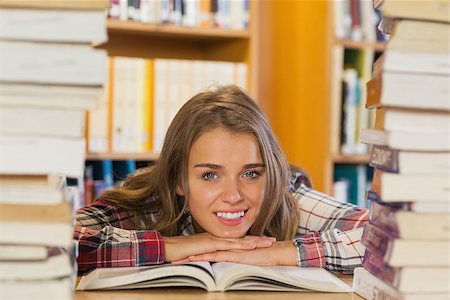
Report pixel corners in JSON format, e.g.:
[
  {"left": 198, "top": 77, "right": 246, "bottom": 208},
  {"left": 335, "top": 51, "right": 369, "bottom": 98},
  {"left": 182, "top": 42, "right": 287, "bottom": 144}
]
[
  {"left": 292, "top": 184, "right": 368, "bottom": 273},
  {"left": 74, "top": 200, "right": 165, "bottom": 274}
]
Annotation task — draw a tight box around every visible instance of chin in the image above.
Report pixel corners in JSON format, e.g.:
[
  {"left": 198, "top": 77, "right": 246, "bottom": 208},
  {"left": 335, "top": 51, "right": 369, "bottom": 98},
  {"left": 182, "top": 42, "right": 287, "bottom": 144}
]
[{"left": 209, "top": 228, "right": 247, "bottom": 239}]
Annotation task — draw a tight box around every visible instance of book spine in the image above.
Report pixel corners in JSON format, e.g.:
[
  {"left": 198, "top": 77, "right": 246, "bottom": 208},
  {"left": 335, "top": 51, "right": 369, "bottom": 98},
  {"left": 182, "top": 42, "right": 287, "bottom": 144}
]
[
  {"left": 362, "top": 249, "right": 398, "bottom": 287},
  {"left": 361, "top": 222, "right": 397, "bottom": 259},
  {"left": 368, "top": 201, "right": 400, "bottom": 237},
  {"left": 369, "top": 146, "right": 399, "bottom": 173},
  {"left": 353, "top": 267, "right": 404, "bottom": 300}
]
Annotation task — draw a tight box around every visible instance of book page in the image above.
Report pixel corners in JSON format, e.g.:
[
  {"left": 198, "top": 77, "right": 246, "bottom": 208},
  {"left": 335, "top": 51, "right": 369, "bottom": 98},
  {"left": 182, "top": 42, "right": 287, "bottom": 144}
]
[
  {"left": 77, "top": 262, "right": 216, "bottom": 291},
  {"left": 212, "top": 262, "right": 351, "bottom": 292}
]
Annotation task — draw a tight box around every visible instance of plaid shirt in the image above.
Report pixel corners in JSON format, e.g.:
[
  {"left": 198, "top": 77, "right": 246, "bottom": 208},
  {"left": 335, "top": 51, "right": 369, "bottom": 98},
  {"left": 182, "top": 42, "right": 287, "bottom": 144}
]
[{"left": 74, "top": 184, "right": 368, "bottom": 274}]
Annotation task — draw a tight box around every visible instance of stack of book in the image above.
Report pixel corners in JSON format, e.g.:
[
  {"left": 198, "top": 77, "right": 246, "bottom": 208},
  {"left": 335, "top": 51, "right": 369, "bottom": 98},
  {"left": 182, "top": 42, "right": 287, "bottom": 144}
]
[
  {"left": 353, "top": 1, "right": 450, "bottom": 299},
  {"left": 0, "top": 1, "right": 108, "bottom": 299}
]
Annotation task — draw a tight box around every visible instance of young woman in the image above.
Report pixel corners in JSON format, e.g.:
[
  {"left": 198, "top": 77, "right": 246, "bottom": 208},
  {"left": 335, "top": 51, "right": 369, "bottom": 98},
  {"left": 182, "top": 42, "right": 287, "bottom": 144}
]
[{"left": 74, "top": 85, "right": 368, "bottom": 274}]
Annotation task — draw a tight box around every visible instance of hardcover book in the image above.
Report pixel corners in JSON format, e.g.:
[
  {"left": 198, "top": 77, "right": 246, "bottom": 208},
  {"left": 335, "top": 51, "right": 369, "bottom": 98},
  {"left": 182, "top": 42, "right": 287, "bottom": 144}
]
[
  {"left": 366, "top": 190, "right": 450, "bottom": 213},
  {"left": 379, "top": 0, "right": 450, "bottom": 23},
  {"left": 361, "top": 223, "right": 450, "bottom": 267},
  {"left": 0, "top": 174, "right": 67, "bottom": 205},
  {"left": 371, "top": 168, "right": 450, "bottom": 202},
  {"left": 369, "top": 145, "right": 450, "bottom": 175},
  {"left": 387, "top": 20, "right": 450, "bottom": 53},
  {"left": 365, "top": 71, "right": 450, "bottom": 112},
  {"left": 369, "top": 200, "right": 450, "bottom": 240},
  {"left": 77, "top": 262, "right": 352, "bottom": 292},
  {"left": 362, "top": 249, "right": 450, "bottom": 293},
  {"left": 353, "top": 267, "right": 449, "bottom": 300}
]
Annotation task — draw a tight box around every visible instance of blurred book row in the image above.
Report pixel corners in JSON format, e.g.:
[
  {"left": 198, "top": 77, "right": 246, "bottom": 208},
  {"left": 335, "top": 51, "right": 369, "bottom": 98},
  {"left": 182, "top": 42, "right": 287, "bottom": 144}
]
[
  {"left": 108, "top": 0, "right": 249, "bottom": 29},
  {"left": 333, "top": 0, "right": 386, "bottom": 42},
  {"left": 0, "top": 1, "right": 109, "bottom": 299},
  {"left": 352, "top": 1, "right": 450, "bottom": 299},
  {"left": 87, "top": 57, "right": 247, "bottom": 154}
]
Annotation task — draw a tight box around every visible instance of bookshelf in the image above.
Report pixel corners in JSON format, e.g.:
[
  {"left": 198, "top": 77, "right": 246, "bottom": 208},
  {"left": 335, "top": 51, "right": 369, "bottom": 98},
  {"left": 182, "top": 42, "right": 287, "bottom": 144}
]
[
  {"left": 251, "top": 1, "right": 386, "bottom": 196},
  {"left": 84, "top": 2, "right": 267, "bottom": 195}
]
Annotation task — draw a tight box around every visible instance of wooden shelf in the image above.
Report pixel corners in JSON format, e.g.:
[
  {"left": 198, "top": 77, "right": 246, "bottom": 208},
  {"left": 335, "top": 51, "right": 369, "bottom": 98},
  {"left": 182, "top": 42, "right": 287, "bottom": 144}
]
[
  {"left": 96, "top": 19, "right": 251, "bottom": 62},
  {"left": 86, "top": 152, "right": 159, "bottom": 161},
  {"left": 106, "top": 19, "right": 250, "bottom": 39},
  {"left": 332, "top": 154, "right": 371, "bottom": 164},
  {"left": 334, "top": 38, "right": 386, "bottom": 52}
]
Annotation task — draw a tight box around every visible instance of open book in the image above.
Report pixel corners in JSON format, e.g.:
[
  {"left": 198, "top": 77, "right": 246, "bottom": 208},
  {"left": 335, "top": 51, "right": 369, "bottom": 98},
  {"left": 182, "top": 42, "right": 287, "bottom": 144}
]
[{"left": 77, "top": 262, "right": 351, "bottom": 292}]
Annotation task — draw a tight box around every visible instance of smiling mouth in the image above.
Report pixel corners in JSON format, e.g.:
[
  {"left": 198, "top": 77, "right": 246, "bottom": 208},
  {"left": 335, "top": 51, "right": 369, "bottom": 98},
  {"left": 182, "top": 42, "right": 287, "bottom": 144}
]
[{"left": 214, "top": 209, "right": 248, "bottom": 221}]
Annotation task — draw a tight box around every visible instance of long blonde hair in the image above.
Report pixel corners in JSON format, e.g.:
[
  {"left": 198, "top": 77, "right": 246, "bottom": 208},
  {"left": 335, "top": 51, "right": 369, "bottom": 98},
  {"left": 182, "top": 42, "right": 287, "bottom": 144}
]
[{"left": 98, "top": 85, "right": 299, "bottom": 240}]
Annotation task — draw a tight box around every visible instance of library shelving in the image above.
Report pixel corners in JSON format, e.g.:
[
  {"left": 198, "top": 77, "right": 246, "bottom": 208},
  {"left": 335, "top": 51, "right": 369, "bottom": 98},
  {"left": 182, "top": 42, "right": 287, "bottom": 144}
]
[
  {"left": 252, "top": 1, "right": 385, "bottom": 196},
  {"left": 87, "top": 2, "right": 266, "bottom": 161}
]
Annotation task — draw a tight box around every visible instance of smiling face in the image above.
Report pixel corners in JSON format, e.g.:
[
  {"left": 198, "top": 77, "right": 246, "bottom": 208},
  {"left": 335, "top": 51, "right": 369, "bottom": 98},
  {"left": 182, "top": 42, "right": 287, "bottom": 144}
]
[{"left": 181, "top": 127, "right": 267, "bottom": 238}]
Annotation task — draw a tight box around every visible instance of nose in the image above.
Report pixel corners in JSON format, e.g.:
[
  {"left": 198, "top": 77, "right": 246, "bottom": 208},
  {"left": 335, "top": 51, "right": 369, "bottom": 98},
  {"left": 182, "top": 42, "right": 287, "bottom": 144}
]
[{"left": 221, "top": 178, "right": 243, "bottom": 204}]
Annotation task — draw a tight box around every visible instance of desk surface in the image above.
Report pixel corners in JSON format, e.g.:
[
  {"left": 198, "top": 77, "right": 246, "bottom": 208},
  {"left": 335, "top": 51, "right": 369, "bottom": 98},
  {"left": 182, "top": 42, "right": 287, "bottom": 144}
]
[{"left": 75, "top": 275, "right": 364, "bottom": 300}]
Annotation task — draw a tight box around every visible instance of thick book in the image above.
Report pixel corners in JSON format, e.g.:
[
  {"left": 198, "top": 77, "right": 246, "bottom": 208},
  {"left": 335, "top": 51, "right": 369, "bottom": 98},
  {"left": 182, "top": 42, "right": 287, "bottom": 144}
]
[
  {"left": 387, "top": 20, "right": 450, "bottom": 53},
  {"left": 0, "top": 106, "right": 86, "bottom": 138},
  {"left": 0, "top": 221, "right": 73, "bottom": 248},
  {"left": 363, "top": 249, "right": 450, "bottom": 294},
  {"left": 0, "top": 135, "right": 85, "bottom": 178},
  {"left": 0, "top": 247, "right": 73, "bottom": 280},
  {"left": 371, "top": 168, "right": 450, "bottom": 202},
  {"left": 377, "top": 49, "right": 450, "bottom": 76},
  {"left": 0, "top": 82, "right": 104, "bottom": 109},
  {"left": 0, "top": 0, "right": 109, "bottom": 10},
  {"left": 369, "top": 145, "right": 450, "bottom": 175},
  {"left": 0, "top": 174, "right": 67, "bottom": 205},
  {"left": 353, "top": 267, "right": 449, "bottom": 300},
  {"left": 372, "top": 108, "right": 450, "bottom": 135},
  {"left": 0, "top": 245, "right": 48, "bottom": 261},
  {"left": 0, "top": 277, "right": 74, "bottom": 300},
  {"left": 379, "top": 0, "right": 450, "bottom": 23},
  {"left": 369, "top": 200, "right": 450, "bottom": 240},
  {"left": 366, "top": 190, "right": 450, "bottom": 214},
  {"left": 0, "top": 40, "right": 107, "bottom": 86},
  {"left": 361, "top": 222, "right": 450, "bottom": 267},
  {"left": 366, "top": 72, "right": 450, "bottom": 112},
  {"left": 0, "top": 7, "right": 107, "bottom": 43},
  {"left": 360, "top": 128, "right": 449, "bottom": 151},
  {"left": 0, "top": 202, "right": 72, "bottom": 223},
  {"left": 77, "top": 262, "right": 352, "bottom": 292}
]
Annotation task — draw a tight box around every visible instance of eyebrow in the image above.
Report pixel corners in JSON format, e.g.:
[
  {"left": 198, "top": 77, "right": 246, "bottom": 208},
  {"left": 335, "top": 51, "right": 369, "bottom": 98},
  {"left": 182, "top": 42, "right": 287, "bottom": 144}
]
[{"left": 194, "top": 163, "right": 265, "bottom": 169}]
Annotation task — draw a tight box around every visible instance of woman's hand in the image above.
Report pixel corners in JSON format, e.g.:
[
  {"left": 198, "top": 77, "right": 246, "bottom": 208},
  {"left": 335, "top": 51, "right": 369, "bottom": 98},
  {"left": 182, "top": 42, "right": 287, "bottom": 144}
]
[
  {"left": 184, "top": 240, "right": 298, "bottom": 266},
  {"left": 163, "top": 233, "right": 276, "bottom": 263}
]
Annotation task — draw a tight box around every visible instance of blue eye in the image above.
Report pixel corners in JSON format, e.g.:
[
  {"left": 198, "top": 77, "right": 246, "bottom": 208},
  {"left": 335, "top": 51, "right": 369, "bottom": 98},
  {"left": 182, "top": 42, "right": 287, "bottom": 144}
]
[
  {"left": 243, "top": 170, "right": 259, "bottom": 179},
  {"left": 202, "top": 172, "right": 218, "bottom": 181}
]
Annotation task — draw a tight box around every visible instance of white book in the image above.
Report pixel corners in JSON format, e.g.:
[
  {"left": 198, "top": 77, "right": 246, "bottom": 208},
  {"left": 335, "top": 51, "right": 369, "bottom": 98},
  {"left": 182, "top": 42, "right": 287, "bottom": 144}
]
[
  {"left": 0, "top": 245, "right": 48, "bottom": 261},
  {"left": 367, "top": 71, "right": 450, "bottom": 112},
  {"left": 0, "top": 40, "right": 107, "bottom": 85},
  {"left": 77, "top": 262, "right": 351, "bottom": 292},
  {"left": 0, "top": 222, "right": 73, "bottom": 248},
  {"left": 0, "top": 248, "right": 73, "bottom": 280},
  {"left": 0, "top": 135, "right": 85, "bottom": 178},
  {"left": 0, "top": 174, "right": 67, "bottom": 205},
  {"left": 0, "top": 277, "right": 73, "bottom": 300},
  {"left": 353, "top": 267, "right": 449, "bottom": 300},
  {"left": 375, "top": 108, "right": 450, "bottom": 135},
  {"left": 0, "top": 8, "right": 107, "bottom": 43},
  {"left": 373, "top": 170, "right": 450, "bottom": 203},
  {"left": 360, "top": 128, "right": 450, "bottom": 151},
  {"left": 383, "top": 49, "right": 450, "bottom": 76},
  {"left": 0, "top": 106, "right": 85, "bottom": 138},
  {"left": 0, "top": 82, "right": 103, "bottom": 109}
]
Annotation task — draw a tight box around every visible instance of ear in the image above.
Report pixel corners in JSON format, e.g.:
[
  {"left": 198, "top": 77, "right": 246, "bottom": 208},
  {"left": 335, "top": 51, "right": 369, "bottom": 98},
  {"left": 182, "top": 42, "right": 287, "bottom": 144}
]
[{"left": 176, "top": 184, "right": 184, "bottom": 196}]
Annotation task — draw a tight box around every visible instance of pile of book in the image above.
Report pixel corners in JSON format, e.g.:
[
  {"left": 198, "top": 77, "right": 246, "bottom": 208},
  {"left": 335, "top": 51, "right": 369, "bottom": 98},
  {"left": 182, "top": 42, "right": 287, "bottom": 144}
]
[
  {"left": 0, "top": 1, "right": 108, "bottom": 299},
  {"left": 353, "top": 1, "right": 450, "bottom": 299}
]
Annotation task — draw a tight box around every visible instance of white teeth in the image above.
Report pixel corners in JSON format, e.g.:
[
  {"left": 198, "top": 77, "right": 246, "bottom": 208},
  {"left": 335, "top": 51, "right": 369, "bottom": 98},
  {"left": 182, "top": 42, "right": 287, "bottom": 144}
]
[{"left": 216, "top": 210, "right": 245, "bottom": 220}]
